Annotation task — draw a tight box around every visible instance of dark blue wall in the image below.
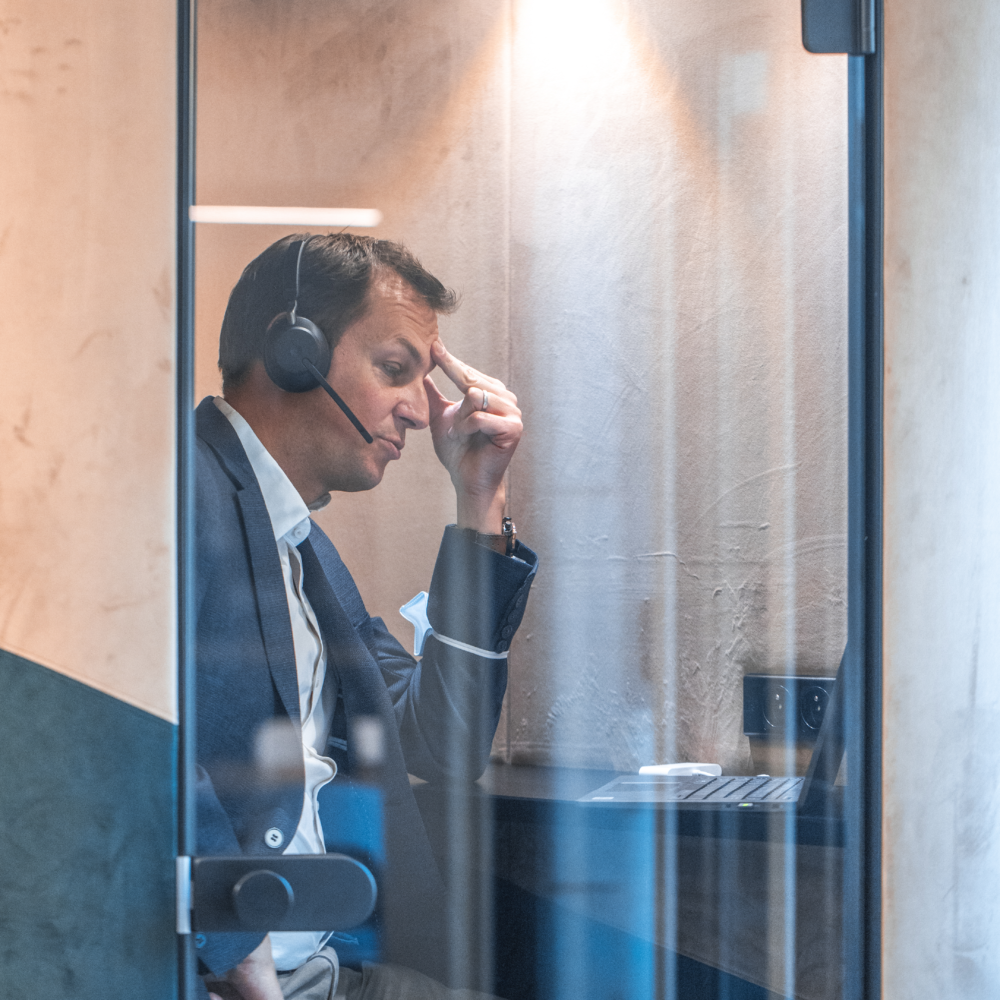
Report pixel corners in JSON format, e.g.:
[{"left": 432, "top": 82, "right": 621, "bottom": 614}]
[{"left": 0, "top": 648, "right": 177, "bottom": 999}]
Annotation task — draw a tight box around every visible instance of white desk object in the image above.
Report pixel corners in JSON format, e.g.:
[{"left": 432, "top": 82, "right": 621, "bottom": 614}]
[{"left": 638, "top": 763, "right": 722, "bottom": 777}]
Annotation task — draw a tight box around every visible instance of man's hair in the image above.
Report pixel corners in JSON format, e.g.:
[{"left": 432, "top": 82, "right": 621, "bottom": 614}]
[{"left": 218, "top": 233, "right": 459, "bottom": 392}]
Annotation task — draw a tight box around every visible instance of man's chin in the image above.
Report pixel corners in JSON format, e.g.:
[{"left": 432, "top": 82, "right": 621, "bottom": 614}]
[{"left": 330, "top": 459, "right": 388, "bottom": 494}]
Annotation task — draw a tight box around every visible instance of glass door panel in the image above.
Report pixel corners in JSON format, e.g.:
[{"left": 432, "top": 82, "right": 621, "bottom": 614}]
[{"left": 188, "top": 2, "right": 852, "bottom": 998}]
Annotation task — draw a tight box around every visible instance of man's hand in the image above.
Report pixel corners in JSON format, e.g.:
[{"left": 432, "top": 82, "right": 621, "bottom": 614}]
[
  {"left": 205, "top": 935, "right": 283, "bottom": 1000},
  {"left": 425, "top": 340, "right": 523, "bottom": 533}
]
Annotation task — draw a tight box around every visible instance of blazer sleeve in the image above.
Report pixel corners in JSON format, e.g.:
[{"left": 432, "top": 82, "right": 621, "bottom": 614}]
[
  {"left": 308, "top": 523, "right": 537, "bottom": 781},
  {"left": 376, "top": 526, "right": 538, "bottom": 782},
  {"left": 193, "top": 766, "right": 267, "bottom": 977}
]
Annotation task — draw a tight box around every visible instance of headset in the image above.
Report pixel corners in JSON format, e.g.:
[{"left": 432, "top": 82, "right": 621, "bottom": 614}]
[{"left": 262, "top": 237, "right": 374, "bottom": 443}]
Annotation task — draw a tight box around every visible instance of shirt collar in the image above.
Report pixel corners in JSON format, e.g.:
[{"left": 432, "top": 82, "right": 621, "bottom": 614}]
[{"left": 213, "top": 396, "right": 313, "bottom": 546}]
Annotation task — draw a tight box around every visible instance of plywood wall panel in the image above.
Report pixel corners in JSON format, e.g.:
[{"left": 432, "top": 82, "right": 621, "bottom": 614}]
[{"left": 0, "top": 0, "right": 177, "bottom": 721}]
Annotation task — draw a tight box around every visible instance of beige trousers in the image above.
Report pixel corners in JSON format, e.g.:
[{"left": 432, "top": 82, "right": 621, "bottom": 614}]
[{"left": 277, "top": 949, "right": 500, "bottom": 1000}]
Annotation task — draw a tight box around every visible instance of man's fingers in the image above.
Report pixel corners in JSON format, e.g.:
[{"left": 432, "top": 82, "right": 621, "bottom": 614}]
[
  {"left": 428, "top": 341, "right": 521, "bottom": 452},
  {"left": 453, "top": 384, "right": 520, "bottom": 426},
  {"left": 431, "top": 339, "right": 478, "bottom": 392},
  {"left": 450, "top": 410, "right": 523, "bottom": 445},
  {"left": 424, "top": 374, "right": 453, "bottom": 423},
  {"left": 432, "top": 340, "right": 507, "bottom": 394}
]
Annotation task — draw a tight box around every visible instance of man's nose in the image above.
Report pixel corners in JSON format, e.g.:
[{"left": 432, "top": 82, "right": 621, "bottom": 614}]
[{"left": 396, "top": 382, "right": 430, "bottom": 430}]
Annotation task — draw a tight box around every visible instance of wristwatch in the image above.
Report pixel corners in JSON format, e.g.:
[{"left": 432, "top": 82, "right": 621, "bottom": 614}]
[
  {"left": 501, "top": 515, "right": 516, "bottom": 557},
  {"left": 468, "top": 516, "right": 517, "bottom": 557}
]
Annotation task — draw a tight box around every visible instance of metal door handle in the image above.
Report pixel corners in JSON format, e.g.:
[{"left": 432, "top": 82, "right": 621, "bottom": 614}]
[{"left": 188, "top": 854, "right": 377, "bottom": 932}]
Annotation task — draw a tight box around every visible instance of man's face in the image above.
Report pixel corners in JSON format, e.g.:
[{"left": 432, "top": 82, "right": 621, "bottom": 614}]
[{"left": 300, "top": 272, "right": 440, "bottom": 494}]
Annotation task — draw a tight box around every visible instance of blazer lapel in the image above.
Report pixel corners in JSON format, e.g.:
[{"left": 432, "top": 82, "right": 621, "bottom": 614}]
[
  {"left": 197, "top": 398, "right": 300, "bottom": 724},
  {"left": 235, "top": 490, "right": 300, "bottom": 724},
  {"left": 298, "top": 540, "right": 408, "bottom": 793}
]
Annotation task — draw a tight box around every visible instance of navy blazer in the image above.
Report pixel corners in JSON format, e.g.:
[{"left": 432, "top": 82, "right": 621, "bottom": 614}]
[{"left": 193, "top": 398, "right": 537, "bottom": 980}]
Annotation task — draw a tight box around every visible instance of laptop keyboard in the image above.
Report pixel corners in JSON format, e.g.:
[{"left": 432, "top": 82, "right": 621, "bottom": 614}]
[{"left": 578, "top": 774, "right": 805, "bottom": 805}]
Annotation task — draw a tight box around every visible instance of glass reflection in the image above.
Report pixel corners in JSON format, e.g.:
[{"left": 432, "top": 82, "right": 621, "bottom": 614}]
[{"left": 192, "top": 2, "right": 850, "bottom": 999}]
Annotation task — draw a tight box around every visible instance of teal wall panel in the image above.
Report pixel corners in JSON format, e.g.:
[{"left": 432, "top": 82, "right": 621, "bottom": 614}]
[{"left": 0, "top": 649, "right": 177, "bottom": 999}]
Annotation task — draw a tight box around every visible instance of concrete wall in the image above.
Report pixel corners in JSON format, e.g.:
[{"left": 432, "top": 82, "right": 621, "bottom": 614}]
[
  {"left": 0, "top": 2, "right": 179, "bottom": 995},
  {"left": 196, "top": 0, "right": 848, "bottom": 774},
  {"left": 0, "top": 0, "right": 177, "bottom": 722},
  {"left": 882, "top": 1, "right": 1000, "bottom": 996}
]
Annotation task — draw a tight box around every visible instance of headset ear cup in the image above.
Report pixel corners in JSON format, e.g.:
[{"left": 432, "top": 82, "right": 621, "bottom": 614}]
[{"left": 263, "top": 313, "right": 333, "bottom": 393}]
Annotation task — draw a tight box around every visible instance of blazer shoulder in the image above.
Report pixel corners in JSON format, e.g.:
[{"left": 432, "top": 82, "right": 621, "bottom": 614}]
[{"left": 195, "top": 434, "right": 241, "bottom": 509}]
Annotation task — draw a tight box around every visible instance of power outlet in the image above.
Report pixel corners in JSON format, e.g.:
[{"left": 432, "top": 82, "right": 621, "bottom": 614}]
[{"left": 742, "top": 674, "right": 836, "bottom": 743}]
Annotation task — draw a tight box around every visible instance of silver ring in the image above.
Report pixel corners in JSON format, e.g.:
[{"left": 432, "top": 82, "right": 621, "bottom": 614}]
[{"left": 481, "top": 389, "right": 489, "bottom": 412}]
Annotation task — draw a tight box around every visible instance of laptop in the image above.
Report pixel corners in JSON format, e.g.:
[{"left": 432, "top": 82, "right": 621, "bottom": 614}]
[{"left": 577, "top": 654, "right": 846, "bottom": 816}]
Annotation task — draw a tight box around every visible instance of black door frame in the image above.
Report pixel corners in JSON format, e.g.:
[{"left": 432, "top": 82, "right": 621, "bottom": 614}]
[
  {"left": 176, "top": 0, "right": 196, "bottom": 996},
  {"left": 845, "top": 12, "right": 884, "bottom": 1000}
]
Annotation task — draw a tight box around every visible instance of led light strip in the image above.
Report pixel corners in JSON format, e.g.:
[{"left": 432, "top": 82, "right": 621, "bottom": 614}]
[{"left": 190, "top": 205, "right": 382, "bottom": 228}]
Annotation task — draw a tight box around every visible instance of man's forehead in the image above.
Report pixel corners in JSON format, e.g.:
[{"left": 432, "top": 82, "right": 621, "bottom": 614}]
[{"left": 367, "top": 272, "right": 440, "bottom": 347}]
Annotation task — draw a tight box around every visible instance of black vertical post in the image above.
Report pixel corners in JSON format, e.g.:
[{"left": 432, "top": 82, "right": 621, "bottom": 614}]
[
  {"left": 860, "top": 14, "right": 884, "bottom": 997},
  {"left": 844, "top": 2, "right": 883, "bottom": 998},
  {"left": 177, "top": 0, "right": 196, "bottom": 996}
]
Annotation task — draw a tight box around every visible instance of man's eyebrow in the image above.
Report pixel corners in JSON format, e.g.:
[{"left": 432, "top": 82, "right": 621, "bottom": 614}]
[{"left": 394, "top": 337, "right": 424, "bottom": 365}]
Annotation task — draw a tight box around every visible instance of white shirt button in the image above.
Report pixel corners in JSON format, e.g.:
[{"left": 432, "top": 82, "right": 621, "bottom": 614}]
[{"left": 264, "top": 827, "right": 284, "bottom": 849}]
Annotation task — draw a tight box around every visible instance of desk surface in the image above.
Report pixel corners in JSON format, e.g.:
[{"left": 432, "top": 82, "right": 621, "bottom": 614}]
[
  {"left": 461, "top": 762, "right": 844, "bottom": 847},
  {"left": 415, "top": 762, "right": 845, "bottom": 1000},
  {"left": 475, "top": 762, "right": 620, "bottom": 802}
]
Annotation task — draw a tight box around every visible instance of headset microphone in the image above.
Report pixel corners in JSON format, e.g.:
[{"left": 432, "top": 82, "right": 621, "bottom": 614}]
[{"left": 263, "top": 238, "right": 374, "bottom": 444}]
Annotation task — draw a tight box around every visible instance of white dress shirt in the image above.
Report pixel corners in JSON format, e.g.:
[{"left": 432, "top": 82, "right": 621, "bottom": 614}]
[{"left": 214, "top": 397, "right": 337, "bottom": 971}]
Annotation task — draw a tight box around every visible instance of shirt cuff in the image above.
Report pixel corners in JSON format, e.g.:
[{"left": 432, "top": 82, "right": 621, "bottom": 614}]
[{"left": 399, "top": 592, "right": 510, "bottom": 659}]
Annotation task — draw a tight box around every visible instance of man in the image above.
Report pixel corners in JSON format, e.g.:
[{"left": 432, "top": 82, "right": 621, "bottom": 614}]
[{"left": 194, "top": 234, "right": 537, "bottom": 1000}]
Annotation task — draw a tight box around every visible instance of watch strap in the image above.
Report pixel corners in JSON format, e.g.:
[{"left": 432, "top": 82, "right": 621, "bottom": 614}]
[{"left": 465, "top": 516, "right": 517, "bottom": 557}]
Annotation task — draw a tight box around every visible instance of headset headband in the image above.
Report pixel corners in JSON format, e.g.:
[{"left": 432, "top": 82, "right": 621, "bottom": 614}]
[{"left": 285, "top": 237, "right": 310, "bottom": 324}]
